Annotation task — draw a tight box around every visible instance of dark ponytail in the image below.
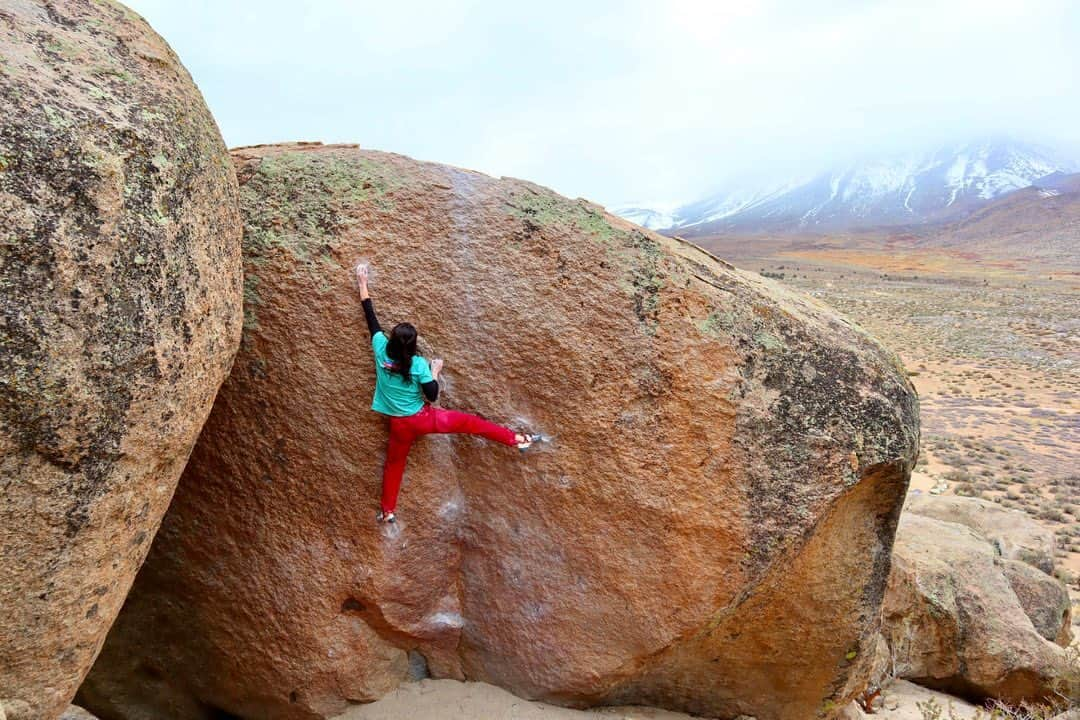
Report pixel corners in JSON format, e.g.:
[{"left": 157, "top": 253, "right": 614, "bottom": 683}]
[{"left": 387, "top": 323, "right": 418, "bottom": 383}]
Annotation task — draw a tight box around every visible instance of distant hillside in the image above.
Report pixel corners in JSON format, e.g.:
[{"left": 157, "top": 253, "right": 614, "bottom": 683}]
[
  {"left": 683, "top": 172, "right": 1080, "bottom": 269},
  {"left": 615, "top": 139, "right": 1078, "bottom": 236},
  {"left": 917, "top": 171, "right": 1080, "bottom": 264}
]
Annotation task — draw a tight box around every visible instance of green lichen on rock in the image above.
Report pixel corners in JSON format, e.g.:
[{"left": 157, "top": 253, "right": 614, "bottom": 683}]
[
  {"left": 699, "top": 309, "right": 735, "bottom": 337},
  {"left": 90, "top": 64, "right": 134, "bottom": 84},
  {"left": 503, "top": 186, "right": 667, "bottom": 332},
  {"left": 240, "top": 150, "right": 401, "bottom": 260},
  {"left": 753, "top": 330, "right": 785, "bottom": 352},
  {"left": 242, "top": 273, "right": 262, "bottom": 333},
  {"left": 0, "top": 1, "right": 241, "bottom": 717},
  {"left": 236, "top": 149, "right": 403, "bottom": 338},
  {"left": 504, "top": 186, "right": 622, "bottom": 245},
  {"left": 624, "top": 229, "right": 664, "bottom": 333}
]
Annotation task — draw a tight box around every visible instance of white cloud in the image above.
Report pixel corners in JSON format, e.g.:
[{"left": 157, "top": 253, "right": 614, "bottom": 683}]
[{"left": 125, "top": 0, "right": 1080, "bottom": 206}]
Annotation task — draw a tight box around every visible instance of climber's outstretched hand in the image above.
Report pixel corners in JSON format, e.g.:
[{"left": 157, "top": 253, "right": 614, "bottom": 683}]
[
  {"left": 431, "top": 358, "right": 444, "bottom": 378},
  {"left": 355, "top": 262, "right": 371, "bottom": 300}
]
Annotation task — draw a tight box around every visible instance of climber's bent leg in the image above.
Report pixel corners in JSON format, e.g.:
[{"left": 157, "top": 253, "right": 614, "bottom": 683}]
[
  {"left": 430, "top": 407, "right": 517, "bottom": 446},
  {"left": 380, "top": 418, "right": 417, "bottom": 514}
]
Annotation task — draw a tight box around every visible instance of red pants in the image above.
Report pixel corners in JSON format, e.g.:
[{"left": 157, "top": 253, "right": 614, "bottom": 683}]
[{"left": 380, "top": 405, "right": 517, "bottom": 513}]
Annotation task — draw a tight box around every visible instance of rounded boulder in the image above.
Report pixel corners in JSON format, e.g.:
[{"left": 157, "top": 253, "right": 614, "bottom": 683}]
[
  {"left": 0, "top": 1, "right": 242, "bottom": 717},
  {"left": 82, "top": 143, "right": 917, "bottom": 720}
]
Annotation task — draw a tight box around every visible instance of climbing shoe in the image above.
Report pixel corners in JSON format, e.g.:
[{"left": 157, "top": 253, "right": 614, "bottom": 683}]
[
  {"left": 376, "top": 510, "right": 396, "bottom": 524},
  {"left": 517, "top": 433, "right": 544, "bottom": 452}
]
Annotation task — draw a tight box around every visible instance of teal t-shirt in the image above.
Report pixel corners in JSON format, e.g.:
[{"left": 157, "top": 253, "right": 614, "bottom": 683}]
[{"left": 370, "top": 332, "right": 434, "bottom": 417}]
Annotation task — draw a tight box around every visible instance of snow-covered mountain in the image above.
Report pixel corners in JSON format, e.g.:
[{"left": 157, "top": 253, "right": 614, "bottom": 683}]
[
  {"left": 617, "top": 139, "right": 1078, "bottom": 236},
  {"left": 607, "top": 204, "right": 677, "bottom": 231}
]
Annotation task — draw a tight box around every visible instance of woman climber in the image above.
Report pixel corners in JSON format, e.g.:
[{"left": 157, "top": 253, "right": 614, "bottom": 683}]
[{"left": 355, "top": 263, "right": 537, "bottom": 524}]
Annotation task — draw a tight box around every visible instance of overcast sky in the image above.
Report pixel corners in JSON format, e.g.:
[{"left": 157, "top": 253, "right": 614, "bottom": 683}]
[{"left": 125, "top": 0, "right": 1080, "bottom": 208}]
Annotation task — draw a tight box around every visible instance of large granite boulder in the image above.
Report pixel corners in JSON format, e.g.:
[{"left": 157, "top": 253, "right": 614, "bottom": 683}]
[
  {"left": 903, "top": 494, "right": 1071, "bottom": 646},
  {"left": 82, "top": 143, "right": 918, "bottom": 720},
  {"left": 905, "top": 494, "right": 1057, "bottom": 574},
  {"left": 1002, "top": 560, "right": 1073, "bottom": 646},
  {"left": 882, "top": 513, "right": 1070, "bottom": 704},
  {"left": 0, "top": 1, "right": 242, "bottom": 718}
]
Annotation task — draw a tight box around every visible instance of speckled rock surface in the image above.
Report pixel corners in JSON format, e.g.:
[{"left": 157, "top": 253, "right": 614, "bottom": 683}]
[
  {"left": 1001, "top": 559, "right": 1073, "bottom": 646},
  {"left": 904, "top": 494, "right": 1057, "bottom": 574},
  {"left": 83, "top": 143, "right": 918, "bottom": 720},
  {"left": 882, "top": 513, "right": 1069, "bottom": 704},
  {"left": 0, "top": 1, "right": 242, "bottom": 718}
]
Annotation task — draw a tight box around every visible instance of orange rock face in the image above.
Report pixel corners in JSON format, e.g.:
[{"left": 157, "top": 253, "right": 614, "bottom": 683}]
[
  {"left": 0, "top": 2, "right": 242, "bottom": 718},
  {"left": 83, "top": 144, "right": 918, "bottom": 720}
]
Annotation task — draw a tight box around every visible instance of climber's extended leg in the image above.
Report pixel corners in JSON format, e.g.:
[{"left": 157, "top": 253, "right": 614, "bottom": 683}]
[
  {"left": 430, "top": 407, "right": 518, "bottom": 446},
  {"left": 380, "top": 419, "right": 416, "bottom": 520}
]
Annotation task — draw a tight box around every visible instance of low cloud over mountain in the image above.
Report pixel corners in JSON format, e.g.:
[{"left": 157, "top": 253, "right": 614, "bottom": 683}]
[{"left": 618, "top": 138, "right": 1078, "bottom": 236}]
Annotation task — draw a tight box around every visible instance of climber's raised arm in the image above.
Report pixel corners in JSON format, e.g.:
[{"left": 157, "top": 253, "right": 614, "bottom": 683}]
[{"left": 355, "top": 263, "right": 381, "bottom": 338}]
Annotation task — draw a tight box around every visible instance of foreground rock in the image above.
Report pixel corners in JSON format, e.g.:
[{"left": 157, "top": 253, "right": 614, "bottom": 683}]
[
  {"left": 905, "top": 494, "right": 1057, "bottom": 574},
  {"left": 903, "top": 494, "right": 1072, "bottom": 645},
  {"left": 1002, "top": 560, "right": 1074, "bottom": 645},
  {"left": 0, "top": 2, "right": 242, "bottom": 718},
  {"left": 83, "top": 143, "right": 918, "bottom": 720},
  {"left": 882, "top": 513, "right": 1070, "bottom": 704}
]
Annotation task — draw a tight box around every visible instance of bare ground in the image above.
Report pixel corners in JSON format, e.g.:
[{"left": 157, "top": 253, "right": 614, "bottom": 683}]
[
  {"left": 331, "top": 678, "right": 981, "bottom": 720},
  {"left": 334, "top": 679, "right": 706, "bottom": 720}
]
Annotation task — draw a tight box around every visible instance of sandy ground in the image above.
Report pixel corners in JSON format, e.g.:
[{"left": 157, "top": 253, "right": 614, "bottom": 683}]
[
  {"left": 333, "top": 678, "right": 992, "bottom": 720},
  {"left": 871, "top": 680, "right": 983, "bottom": 720},
  {"left": 333, "top": 680, "right": 709, "bottom": 720}
]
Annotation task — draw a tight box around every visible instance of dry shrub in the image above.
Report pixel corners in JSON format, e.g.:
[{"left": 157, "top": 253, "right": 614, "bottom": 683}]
[{"left": 917, "top": 646, "right": 1078, "bottom": 719}]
